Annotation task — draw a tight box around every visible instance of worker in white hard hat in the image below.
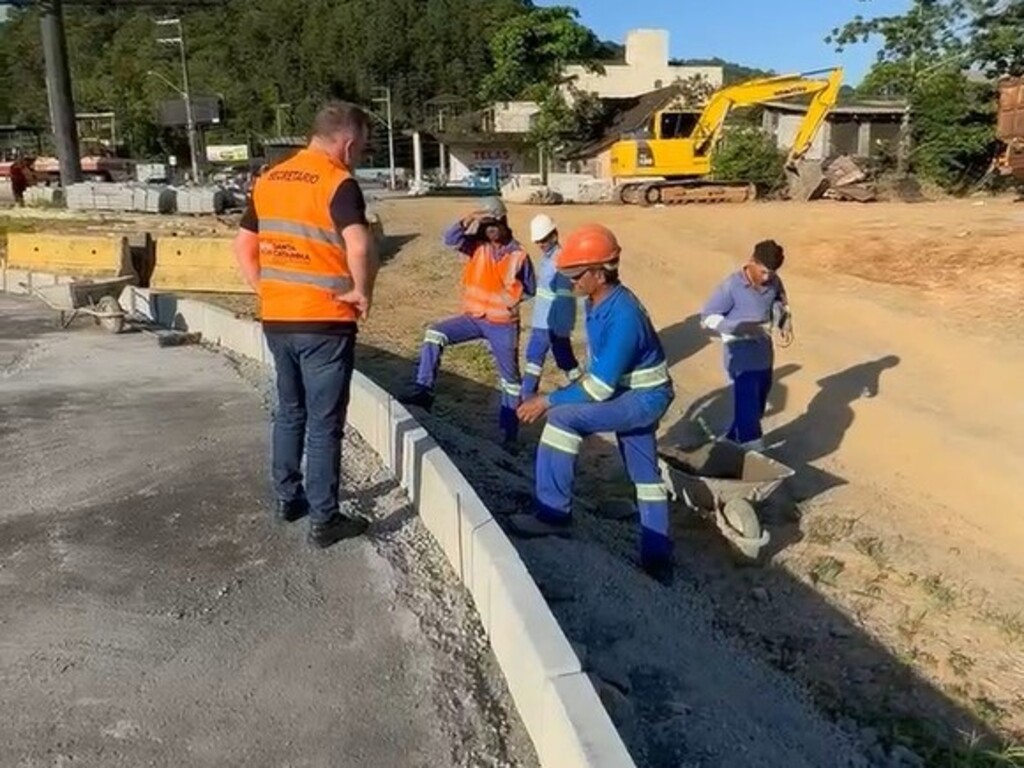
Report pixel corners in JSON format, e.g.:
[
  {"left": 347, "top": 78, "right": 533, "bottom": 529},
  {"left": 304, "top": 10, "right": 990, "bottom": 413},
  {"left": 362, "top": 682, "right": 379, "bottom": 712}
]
[{"left": 522, "top": 214, "right": 581, "bottom": 398}]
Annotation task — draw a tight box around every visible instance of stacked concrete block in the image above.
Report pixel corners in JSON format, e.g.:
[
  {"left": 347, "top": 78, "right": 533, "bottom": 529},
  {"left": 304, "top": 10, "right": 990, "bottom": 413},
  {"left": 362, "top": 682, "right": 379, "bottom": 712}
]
[
  {"left": 175, "top": 187, "right": 229, "bottom": 215},
  {"left": 24, "top": 186, "right": 65, "bottom": 208},
  {"left": 130, "top": 186, "right": 176, "bottom": 214}
]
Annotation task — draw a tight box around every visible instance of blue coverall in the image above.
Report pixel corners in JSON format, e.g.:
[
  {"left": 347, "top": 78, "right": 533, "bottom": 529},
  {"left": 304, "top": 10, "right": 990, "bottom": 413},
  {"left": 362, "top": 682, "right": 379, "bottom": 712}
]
[
  {"left": 523, "top": 242, "right": 581, "bottom": 397},
  {"left": 534, "top": 284, "right": 676, "bottom": 567},
  {"left": 701, "top": 270, "right": 787, "bottom": 444},
  {"left": 415, "top": 220, "right": 536, "bottom": 441}
]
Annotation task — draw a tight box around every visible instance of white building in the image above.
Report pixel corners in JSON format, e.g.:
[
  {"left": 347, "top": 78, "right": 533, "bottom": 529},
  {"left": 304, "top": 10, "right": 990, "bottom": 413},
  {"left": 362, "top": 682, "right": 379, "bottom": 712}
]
[{"left": 563, "top": 29, "right": 723, "bottom": 99}]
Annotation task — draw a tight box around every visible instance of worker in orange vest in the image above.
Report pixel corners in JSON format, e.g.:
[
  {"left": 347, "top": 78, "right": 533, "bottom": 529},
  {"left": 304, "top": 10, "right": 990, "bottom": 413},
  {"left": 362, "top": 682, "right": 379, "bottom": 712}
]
[
  {"left": 399, "top": 197, "right": 536, "bottom": 443},
  {"left": 233, "top": 101, "right": 378, "bottom": 549}
]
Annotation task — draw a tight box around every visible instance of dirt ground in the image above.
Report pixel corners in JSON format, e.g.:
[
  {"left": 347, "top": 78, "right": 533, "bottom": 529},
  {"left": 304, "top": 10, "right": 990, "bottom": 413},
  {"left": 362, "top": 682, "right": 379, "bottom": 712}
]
[
  {"left": 5, "top": 195, "right": 1023, "bottom": 763},
  {"left": 357, "top": 195, "right": 1024, "bottom": 760}
]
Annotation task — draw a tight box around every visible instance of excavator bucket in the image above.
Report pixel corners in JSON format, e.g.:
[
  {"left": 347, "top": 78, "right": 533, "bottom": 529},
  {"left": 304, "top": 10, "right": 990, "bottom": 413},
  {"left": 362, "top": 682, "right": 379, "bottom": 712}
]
[{"left": 785, "top": 158, "right": 827, "bottom": 202}]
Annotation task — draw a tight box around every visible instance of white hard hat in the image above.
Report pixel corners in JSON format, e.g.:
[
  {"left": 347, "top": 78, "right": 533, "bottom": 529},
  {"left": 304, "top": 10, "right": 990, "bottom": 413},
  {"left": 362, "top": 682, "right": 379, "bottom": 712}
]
[
  {"left": 530, "top": 214, "right": 557, "bottom": 243},
  {"left": 480, "top": 196, "right": 507, "bottom": 219}
]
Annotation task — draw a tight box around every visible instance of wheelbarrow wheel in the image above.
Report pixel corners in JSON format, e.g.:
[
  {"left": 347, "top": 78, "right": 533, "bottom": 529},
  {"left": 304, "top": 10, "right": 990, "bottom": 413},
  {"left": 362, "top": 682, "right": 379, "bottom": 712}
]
[
  {"left": 719, "top": 498, "right": 768, "bottom": 563},
  {"left": 96, "top": 295, "right": 125, "bottom": 334}
]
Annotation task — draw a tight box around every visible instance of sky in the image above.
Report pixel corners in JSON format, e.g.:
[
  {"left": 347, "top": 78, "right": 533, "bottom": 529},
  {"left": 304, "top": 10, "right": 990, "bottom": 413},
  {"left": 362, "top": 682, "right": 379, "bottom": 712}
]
[{"left": 536, "top": 0, "right": 912, "bottom": 85}]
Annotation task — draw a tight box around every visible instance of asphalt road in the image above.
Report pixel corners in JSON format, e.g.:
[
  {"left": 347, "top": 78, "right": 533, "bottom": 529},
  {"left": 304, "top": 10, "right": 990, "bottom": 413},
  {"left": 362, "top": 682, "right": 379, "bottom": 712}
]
[{"left": 0, "top": 293, "right": 533, "bottom": 768}]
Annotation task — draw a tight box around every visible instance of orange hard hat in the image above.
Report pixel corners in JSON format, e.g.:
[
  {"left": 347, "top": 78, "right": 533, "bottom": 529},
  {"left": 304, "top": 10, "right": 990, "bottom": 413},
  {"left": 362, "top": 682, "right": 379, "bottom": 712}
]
[{"left": 556, "top": 224, "right": 621, "bottom": 273}]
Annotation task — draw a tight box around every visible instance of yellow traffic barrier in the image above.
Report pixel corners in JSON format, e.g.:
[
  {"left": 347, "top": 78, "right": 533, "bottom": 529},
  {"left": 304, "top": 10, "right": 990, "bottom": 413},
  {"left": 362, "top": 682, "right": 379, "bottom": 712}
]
[
  {"left": 5, "top": 233, "right": 131, "bottom": 278},
  {"left": 152, "top": 237, "right": 253, "bottom": 294}
]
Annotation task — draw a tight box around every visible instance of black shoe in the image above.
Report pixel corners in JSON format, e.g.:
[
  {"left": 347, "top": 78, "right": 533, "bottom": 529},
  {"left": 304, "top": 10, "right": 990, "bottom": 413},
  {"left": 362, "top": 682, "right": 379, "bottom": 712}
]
[
  {"left": 308, "top": 513, "right": 369, "bottom": 549},
  {"left": 641, "top": 558, "right": 675, "bottom": 587},
  {"left": 276, "top": 498, "right": 309, "bottom": 523},
  {"left": 397, "top": 386, "right": 434, "bottom": 412}
]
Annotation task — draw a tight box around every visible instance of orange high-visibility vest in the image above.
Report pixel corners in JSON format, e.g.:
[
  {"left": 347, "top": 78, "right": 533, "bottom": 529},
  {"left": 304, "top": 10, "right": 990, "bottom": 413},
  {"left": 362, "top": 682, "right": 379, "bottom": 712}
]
[
  {"left": 462, "top": 242, "right": 528, "bottom": 324},
  {"left": 253, "top": 148, "right": 357, "bottom": 323}
]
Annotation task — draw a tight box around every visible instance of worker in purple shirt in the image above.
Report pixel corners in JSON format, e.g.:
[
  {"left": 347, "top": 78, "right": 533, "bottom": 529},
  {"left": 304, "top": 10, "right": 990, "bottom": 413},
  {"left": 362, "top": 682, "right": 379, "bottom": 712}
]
[{"left": 700, "top": 240, "right": 793, "bottom": 451}]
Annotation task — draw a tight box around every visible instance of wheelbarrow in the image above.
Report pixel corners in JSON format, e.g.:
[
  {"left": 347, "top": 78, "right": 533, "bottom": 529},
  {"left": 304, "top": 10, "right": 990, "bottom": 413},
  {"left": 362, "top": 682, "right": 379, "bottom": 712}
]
[
  {"left": 24, "top": 275, "right": 135, "bottom": 334},
  {"left": 658, "top": 440, "right": 794, "bottom": 562}
]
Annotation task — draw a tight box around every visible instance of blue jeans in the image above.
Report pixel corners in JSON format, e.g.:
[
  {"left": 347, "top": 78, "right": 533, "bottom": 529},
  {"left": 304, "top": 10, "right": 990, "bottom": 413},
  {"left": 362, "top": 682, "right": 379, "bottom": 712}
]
[
  {"left": 265, "top": 331, "right": 355, "bottom": 523},
  {"left": 727, "top": 368, "right": 773, "bottom": 443}
]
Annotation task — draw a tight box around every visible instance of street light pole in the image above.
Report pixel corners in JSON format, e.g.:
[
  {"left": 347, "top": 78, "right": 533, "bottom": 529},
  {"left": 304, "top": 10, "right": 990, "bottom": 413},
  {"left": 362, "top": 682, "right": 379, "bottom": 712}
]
[
  {"left": 156, "top": 18, "right": 201, "bottom": 184},
  {"left": 39, "top": 0, "right": 83, "bottom": 186},
  {"left": 371, "top": 86, "right": 396, "bottom": 190}
]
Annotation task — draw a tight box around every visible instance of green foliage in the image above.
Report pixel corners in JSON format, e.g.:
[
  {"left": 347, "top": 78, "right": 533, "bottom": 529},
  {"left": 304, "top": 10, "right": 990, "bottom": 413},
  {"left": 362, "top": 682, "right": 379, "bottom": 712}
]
[
  {"left": 0, "top": 0, "right": 532, "bottom": 156},
  {"left": 829, "top": 0, "right": 1005, "bottom": 192},
  {"left": 480, "top": 5, "right": 605, "bottom": 102},
  {"left": 911, "top": 71, "right": 996, "bottom": 190},
  {"left": 711, "top": 126, "right": 787, "bottom": 194},
  {"left": 972, "top": 0, "right": 1024, "bottom": 77}
]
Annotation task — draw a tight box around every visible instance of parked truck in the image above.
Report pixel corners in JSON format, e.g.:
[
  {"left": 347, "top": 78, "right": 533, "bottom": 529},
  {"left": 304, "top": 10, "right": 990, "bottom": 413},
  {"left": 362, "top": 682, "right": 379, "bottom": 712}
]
[{"left": 996, "top": 77, "right": 1024, "bottom": 182}]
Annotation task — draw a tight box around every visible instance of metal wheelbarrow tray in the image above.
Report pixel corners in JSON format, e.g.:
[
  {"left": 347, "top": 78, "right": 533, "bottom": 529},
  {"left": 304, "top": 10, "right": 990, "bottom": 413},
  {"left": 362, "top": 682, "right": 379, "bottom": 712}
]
[
  {"left": 658, "top": 440, "right": 795, "bottom": 562},
  {"left": 27, "top": 275, "right": 136, "bottom": 334}
]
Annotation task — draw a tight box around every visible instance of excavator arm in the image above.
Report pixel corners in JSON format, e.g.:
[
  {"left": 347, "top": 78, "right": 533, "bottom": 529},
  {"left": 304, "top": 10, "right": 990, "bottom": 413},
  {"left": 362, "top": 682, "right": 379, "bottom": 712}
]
[{"left": 689, "top": 67, "right": 844, "bottom": 158}]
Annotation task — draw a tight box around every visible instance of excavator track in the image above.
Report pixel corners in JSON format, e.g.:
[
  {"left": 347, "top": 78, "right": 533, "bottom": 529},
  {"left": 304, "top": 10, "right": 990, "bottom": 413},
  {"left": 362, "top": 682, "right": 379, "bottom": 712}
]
[{"left": 617, "top": 180, "right": 757, "bottom": 206}]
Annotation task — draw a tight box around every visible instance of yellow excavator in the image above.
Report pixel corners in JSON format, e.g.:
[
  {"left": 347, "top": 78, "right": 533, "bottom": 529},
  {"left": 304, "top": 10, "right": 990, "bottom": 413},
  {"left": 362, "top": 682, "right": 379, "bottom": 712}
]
[{"left": 612, "top": 67, "right": 844, "bottom": 205}]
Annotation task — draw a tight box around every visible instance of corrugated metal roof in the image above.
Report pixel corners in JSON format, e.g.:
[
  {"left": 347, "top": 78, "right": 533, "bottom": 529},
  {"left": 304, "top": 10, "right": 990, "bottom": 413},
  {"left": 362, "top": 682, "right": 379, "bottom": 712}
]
[{"left": 762, "top": 101, "right": 906, "bottom": 116}]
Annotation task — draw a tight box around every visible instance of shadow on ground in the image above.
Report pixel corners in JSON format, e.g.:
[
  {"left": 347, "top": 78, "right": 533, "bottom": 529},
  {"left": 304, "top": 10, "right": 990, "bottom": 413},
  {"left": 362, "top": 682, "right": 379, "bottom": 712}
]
[
  {"left": 659, "top": 313, "right": 710, "bottom": 368},
  {"left": 355, "top": 340, "right": 1000, "bottom": 768}
]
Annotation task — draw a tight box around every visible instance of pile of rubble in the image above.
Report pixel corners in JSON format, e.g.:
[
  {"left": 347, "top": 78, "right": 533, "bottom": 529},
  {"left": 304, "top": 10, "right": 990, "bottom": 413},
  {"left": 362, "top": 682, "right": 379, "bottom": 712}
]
[{"left": 786, "top": 155, "right": 875, "bottom": 203}]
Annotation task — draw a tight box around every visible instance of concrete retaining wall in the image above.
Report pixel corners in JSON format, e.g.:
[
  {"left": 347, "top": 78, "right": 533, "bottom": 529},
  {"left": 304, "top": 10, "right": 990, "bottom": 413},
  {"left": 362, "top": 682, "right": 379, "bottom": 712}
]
[
  {"left": 152, "top": 237, "right": 252, "bottom": 294},
  {"left": 5, "top": 233, "right": 132, "bottom": 279},
  {"left": 0, "top": 269, "right": 635, "bottom": 768}
]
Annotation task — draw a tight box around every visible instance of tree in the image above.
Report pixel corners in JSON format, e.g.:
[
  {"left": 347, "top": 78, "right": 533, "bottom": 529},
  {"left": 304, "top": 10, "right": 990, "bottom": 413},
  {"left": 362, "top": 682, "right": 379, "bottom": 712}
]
[
  {"left": 971, "top": 0, "right": 1024, "bottom": 77},
  {"left": 479, "top": 5, "right": 605, "bottom": 103},
  {"left": 827, "top": 0, "right": 1002, "bottom": 186},
  {"left": 0, "top": 0, "right": 536, "bottom": 157}
]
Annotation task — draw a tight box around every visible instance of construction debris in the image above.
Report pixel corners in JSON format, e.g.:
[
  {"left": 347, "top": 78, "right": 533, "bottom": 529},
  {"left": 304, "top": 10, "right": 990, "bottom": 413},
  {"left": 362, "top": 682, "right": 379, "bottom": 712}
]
[{"left": 789, "top": 154, "right": 878, "bottom": 204}]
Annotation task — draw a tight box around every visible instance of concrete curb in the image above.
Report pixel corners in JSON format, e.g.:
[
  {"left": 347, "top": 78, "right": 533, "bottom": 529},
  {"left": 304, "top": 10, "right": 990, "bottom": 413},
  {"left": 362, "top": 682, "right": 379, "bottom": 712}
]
[{"left": 0, "top": 266, "right": 635, "bottom": 768}]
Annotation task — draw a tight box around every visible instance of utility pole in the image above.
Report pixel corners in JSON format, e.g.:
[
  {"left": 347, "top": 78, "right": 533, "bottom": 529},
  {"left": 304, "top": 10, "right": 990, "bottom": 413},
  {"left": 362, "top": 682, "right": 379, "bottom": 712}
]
[
  {"left": 156, "top": 18, "right": 201, "bottom": 183},
  {"left": 371, "top": 86, "right": 396, "bottom": 190},
  {"left": 274, "top": 103, "right": 291, "bottom": 137},
  {"left": 39, "top": 0, "right": 82, "bottom": 186}
]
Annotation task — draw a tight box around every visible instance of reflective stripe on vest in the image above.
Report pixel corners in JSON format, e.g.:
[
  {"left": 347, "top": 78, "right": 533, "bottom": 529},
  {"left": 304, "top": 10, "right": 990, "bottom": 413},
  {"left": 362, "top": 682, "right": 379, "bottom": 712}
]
[
  {"left": 259, "top": 266, "right": 353, "bottom": 293},
  {"left": 462, "top": 244, "right": 525, "bottom": 323},
  {"left": 259, "top": 218, "right": 345, "bottom": 248},
  {"left": 254, "top": 148, "right": 356, "bottom": 323}
]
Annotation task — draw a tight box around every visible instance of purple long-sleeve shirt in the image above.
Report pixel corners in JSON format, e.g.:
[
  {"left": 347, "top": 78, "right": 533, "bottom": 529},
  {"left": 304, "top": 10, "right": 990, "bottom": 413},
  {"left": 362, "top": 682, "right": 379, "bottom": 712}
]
[
  {"left": 701, "top": 269, "right": 786, "bottom": 375},
  {"left": 443, "top": 220, "right": 536, "bottom": 296}
]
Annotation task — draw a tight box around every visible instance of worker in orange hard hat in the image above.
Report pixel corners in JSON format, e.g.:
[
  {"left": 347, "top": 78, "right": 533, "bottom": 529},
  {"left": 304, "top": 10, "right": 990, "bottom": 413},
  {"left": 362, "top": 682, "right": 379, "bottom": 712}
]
[
  {"left": 512, "top": 223, "right": 677, "bottom": 583},
  {"left": 233, "top": 101, "right": 377, "bottom": 550}
]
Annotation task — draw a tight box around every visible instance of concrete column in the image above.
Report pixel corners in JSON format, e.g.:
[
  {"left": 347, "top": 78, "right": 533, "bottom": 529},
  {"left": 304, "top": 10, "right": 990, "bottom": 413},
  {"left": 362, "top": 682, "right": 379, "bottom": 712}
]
[
  {"left": 857, "top": 120, "right": 872, "bottom": 158},
  {"left": 412, "top": 130, "right": 423, "bottom": 186},
  {"left": 439, "top": 141, "right": 447, "bottom": 182}
]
